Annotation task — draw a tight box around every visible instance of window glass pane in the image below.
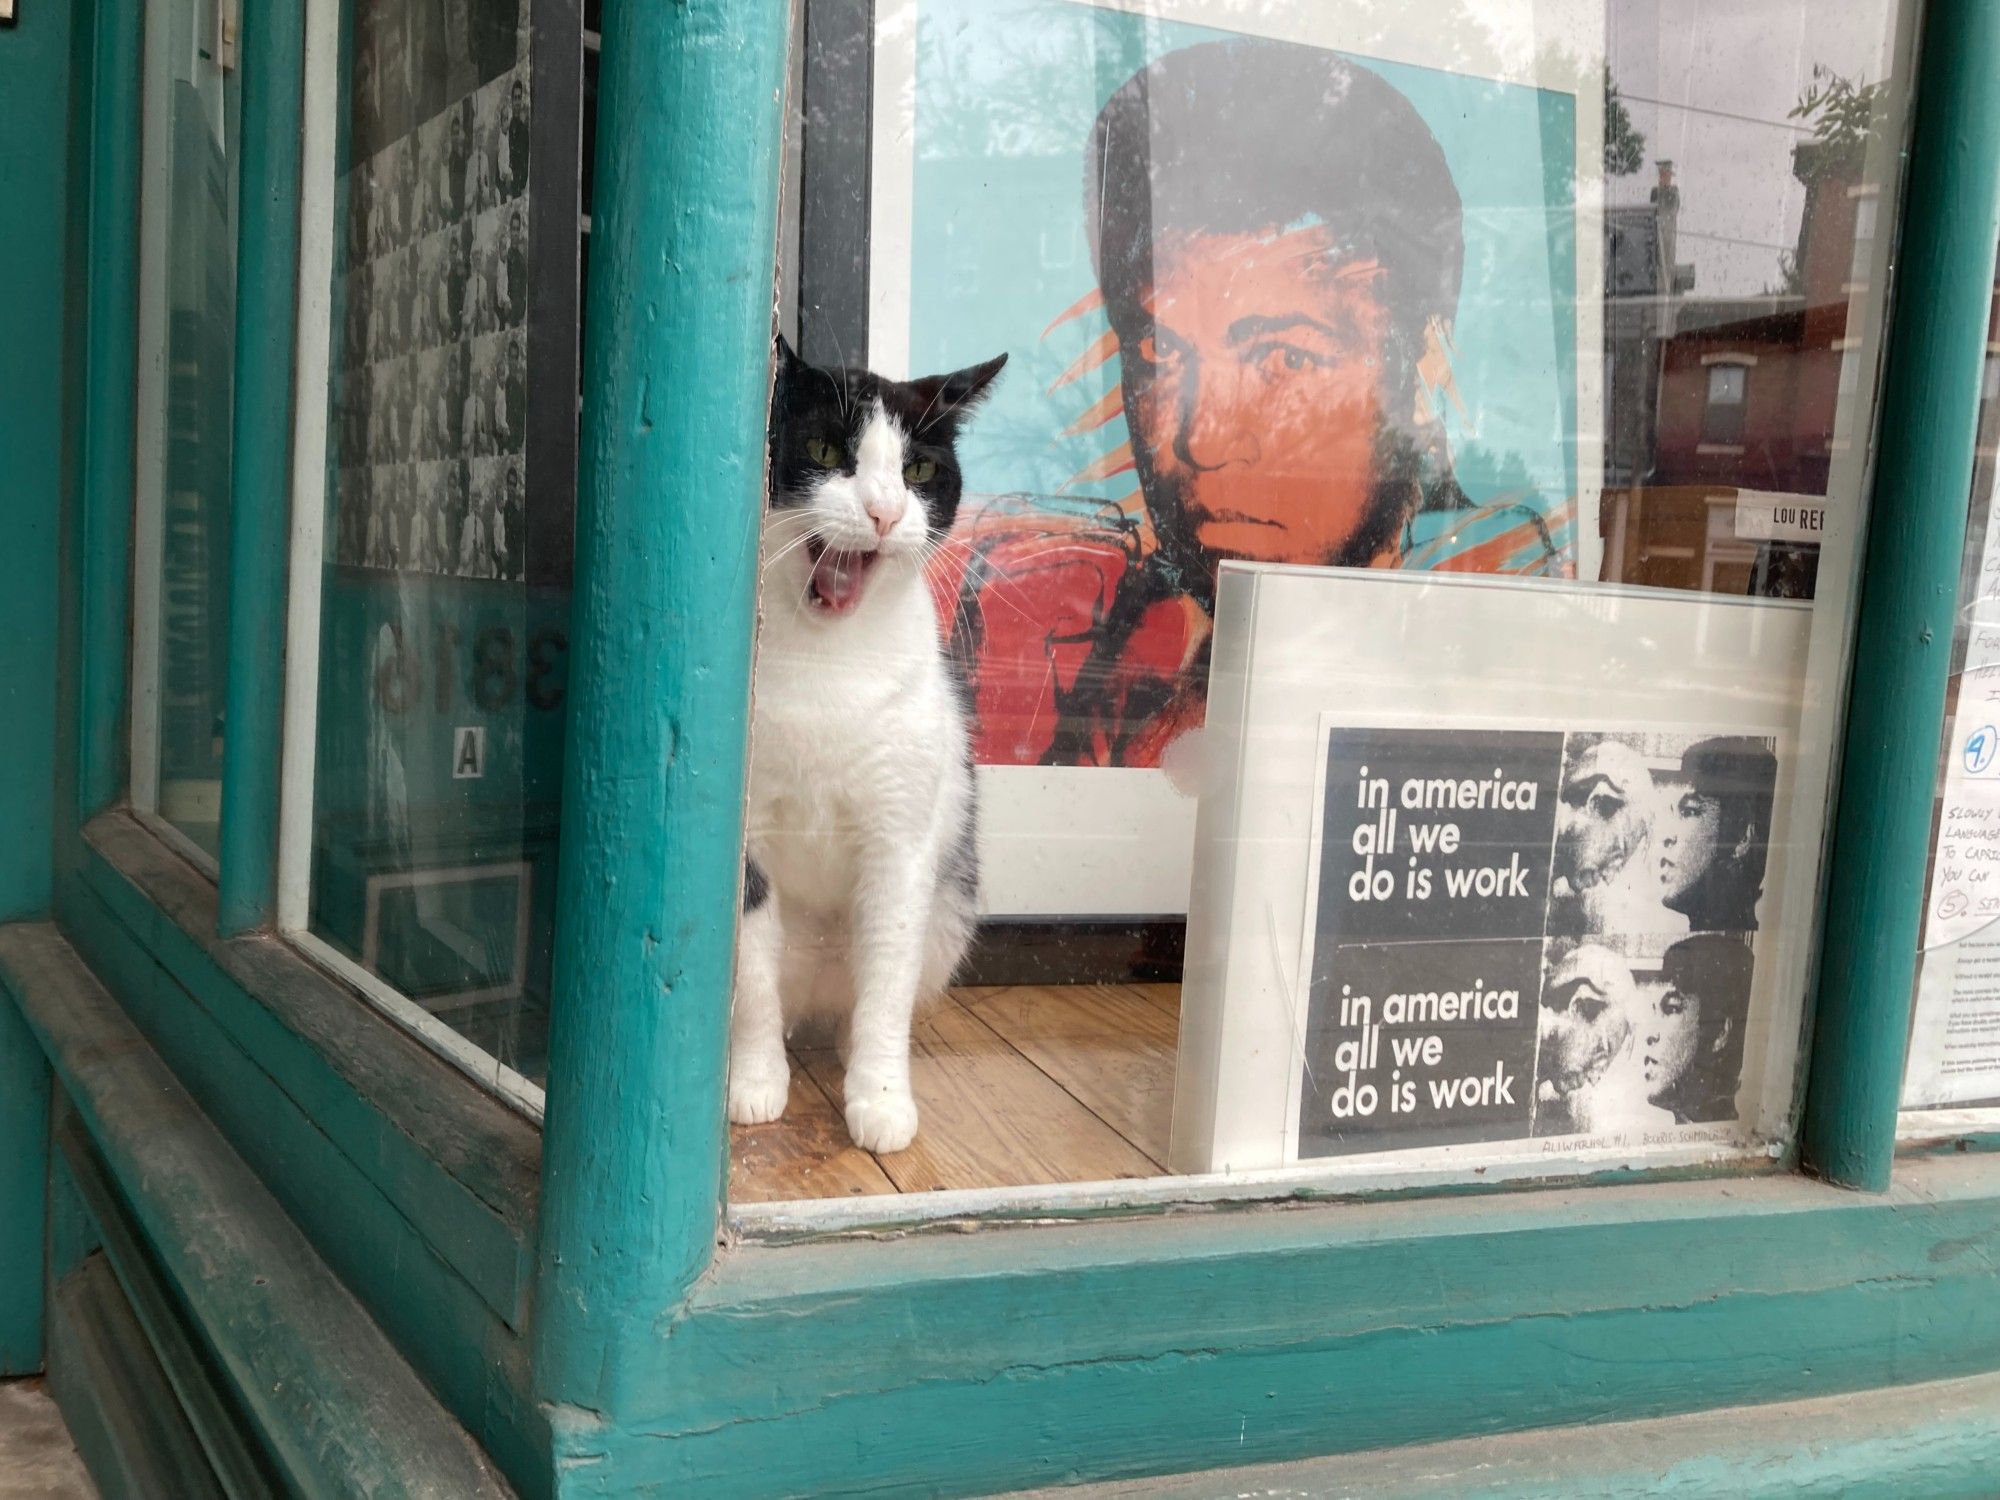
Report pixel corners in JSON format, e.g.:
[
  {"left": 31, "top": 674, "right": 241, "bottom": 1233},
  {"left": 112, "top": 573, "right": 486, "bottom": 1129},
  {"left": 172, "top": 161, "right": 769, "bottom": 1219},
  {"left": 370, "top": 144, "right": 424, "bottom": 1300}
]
[
  {"left": 283, "top": 0, "right": 579, "bottom": 1106},
  {"left": 132, "top": 0, "right": 242, "bottom": 862},
  {"left": 1701, "top": 362, "right": 1749, "bottom": 445},
  {"left": 1901, "top": 255, "right": 2000, "bottom": 1116},
  {"left": 731, "top": 0, "right": 1920, "bottom": 1211}
]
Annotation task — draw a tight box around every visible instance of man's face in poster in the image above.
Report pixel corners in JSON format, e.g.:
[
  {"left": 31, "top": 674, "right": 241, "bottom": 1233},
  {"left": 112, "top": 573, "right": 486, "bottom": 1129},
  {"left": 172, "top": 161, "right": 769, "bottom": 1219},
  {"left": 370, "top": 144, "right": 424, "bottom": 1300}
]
[
  {"left": 1124, "top": 223, "right": 1394, "bottom": 565},
  {"left": 1089, "top": 42, "right": 1464, "bottom": 584}
]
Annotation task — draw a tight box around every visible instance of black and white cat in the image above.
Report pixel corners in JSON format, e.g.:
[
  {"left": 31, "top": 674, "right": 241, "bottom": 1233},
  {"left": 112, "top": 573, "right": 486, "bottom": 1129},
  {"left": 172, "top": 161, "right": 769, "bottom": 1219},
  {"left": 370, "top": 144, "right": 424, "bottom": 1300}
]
[{"left": 730, "top": 338, "right": 1007, "bottom": 1153}]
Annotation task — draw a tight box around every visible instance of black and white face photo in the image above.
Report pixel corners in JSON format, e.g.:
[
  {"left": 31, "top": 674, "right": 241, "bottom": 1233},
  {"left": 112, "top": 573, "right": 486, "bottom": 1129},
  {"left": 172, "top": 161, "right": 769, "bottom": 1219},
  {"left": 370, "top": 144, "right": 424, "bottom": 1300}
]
[
  {"left": 1530, "top": 729, "right": 1773, "bottom": 1141},
  {"left": 1548, "top": 733, "right": 1777, "bottom": 940},
  {"left": 1532, "top": 932, "right": 1755, "bottom": 1137},
  {"left": 328, "top": 0, "right": 534, "bottom": 582}
]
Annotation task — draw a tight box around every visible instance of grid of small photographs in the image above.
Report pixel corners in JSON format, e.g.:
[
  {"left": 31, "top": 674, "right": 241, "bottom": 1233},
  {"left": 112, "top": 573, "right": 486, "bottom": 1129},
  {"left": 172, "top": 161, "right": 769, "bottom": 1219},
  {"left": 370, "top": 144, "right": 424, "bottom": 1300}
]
[
  {"left": 1533, "top": 731, "right": 1778, "bottom": 1138},
  {"left": 331, "top": 0, "right": 531, "bottom": 583}
]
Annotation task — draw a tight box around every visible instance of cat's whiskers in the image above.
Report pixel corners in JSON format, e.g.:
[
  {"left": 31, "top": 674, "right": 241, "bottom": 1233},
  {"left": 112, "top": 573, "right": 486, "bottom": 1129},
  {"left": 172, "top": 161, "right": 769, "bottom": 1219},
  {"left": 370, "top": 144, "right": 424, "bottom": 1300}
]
[
  {"left": 917, "top": 552, "right": 992, "bottom": 644},
  {"left": 915, "top": 534, "right": 1042, "bottom": 632},
  {"left": 822, "top": 327, "right": 859, "bottom": 427},
  {"left": 760, "top": 532, "right": 821, "bottom": 577},
  {"left": 911, "top": 377, "right": 950, "bottom": 438},
  {"left": 759, "top": 514, "right": 822, "bottom": 575}
]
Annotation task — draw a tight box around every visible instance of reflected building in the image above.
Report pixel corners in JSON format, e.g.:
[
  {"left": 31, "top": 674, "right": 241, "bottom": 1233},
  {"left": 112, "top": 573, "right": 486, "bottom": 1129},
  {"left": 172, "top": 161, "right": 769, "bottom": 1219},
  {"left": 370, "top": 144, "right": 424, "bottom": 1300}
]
[{"left": 1604, "top": 141, "right": 2000, "bottom": 601}]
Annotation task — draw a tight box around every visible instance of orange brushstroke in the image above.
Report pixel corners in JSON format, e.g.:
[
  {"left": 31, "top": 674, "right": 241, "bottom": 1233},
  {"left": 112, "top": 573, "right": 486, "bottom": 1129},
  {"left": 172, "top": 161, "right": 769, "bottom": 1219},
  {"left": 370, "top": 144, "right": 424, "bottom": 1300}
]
[
  {"left": 1414, "top": 315, "right": 1470, "bottom": 428},
  {"left": 1049, "top": 328, "right": 1120, "bottom": 393},
  {"left": 1062, "top": 383, "right": 1125, "bottom": 438},
  {"left": 1423, "top": 520, "right": 1543, "bottom": 575},
  {"left": 1067, "top": 441, "right": 1135, "bottom": 488},
  {"left": 1041, "top": 287, "right": 1104, "bottom": 339}
]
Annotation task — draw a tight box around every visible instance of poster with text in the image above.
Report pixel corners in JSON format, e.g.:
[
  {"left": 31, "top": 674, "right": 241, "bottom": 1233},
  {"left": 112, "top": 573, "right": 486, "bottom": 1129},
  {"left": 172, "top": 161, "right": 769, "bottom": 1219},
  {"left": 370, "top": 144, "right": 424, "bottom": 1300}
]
[{"left": 1295, "top": 720, "right": 1775, "bottom": 1158}]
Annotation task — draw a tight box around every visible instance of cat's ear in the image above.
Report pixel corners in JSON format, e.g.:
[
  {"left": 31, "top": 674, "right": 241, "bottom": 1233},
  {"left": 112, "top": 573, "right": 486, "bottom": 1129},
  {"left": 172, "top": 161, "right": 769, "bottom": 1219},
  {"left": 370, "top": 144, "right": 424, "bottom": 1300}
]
[
  {"left": 772, "top": 335, "right": 808, "bottom": 410},
  {"left": 909, "top": 352, "right": 1008, "bottom": 428}
]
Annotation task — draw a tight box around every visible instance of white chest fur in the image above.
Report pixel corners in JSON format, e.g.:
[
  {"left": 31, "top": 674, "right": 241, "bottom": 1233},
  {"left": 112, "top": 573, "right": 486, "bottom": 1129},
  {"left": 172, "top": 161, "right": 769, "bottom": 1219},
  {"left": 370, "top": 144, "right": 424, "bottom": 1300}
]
[
  {"left": 746, "top": 562, "right": 963, "bottom": 914},
  {"left": 730, "top": 377, "right": 997, "bottom": 1155}
]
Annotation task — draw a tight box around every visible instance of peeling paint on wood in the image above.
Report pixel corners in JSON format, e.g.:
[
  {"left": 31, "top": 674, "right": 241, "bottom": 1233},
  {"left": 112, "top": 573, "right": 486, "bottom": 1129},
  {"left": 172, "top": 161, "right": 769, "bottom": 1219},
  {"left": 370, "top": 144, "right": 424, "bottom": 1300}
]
[
  {"left": 0, "top": 923, "right": 519, "bottom": 1499},
  {"left": 531, "top": 0, "right": 791, "bottom": 1421}
]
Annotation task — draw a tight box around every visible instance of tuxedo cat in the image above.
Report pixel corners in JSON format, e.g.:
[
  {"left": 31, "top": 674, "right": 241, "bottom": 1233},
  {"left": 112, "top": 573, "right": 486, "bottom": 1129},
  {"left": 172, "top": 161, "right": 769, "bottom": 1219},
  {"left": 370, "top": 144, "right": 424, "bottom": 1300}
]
[{"left": 730, "top": 338, "right": 1007, "bottom": 1154}]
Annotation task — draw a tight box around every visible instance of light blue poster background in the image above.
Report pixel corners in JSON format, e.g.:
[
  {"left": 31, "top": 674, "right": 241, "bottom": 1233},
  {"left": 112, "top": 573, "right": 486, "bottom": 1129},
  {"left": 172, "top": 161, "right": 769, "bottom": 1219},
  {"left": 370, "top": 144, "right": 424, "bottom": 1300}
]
[{"left": 903, "top": 0, "right": 1581, "bottom": 526}]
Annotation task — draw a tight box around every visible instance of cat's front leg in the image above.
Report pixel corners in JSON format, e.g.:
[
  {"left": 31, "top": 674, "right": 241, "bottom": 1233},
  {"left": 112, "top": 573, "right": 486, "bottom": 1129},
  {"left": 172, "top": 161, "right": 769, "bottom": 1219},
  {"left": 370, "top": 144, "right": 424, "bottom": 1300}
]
[
  {"left": 727, "top": 887, "right": 791, "bottom": 1125},
  {"left": 842, "top": 860, "right": 931, "bottom": 1154}
]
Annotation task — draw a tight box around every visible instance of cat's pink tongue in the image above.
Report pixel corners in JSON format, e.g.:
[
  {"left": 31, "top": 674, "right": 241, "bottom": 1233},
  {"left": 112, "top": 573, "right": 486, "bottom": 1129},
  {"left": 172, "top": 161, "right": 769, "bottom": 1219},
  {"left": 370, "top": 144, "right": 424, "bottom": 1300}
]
[{"left": 808, "top": 548, "right": 873, "bottom": 613}]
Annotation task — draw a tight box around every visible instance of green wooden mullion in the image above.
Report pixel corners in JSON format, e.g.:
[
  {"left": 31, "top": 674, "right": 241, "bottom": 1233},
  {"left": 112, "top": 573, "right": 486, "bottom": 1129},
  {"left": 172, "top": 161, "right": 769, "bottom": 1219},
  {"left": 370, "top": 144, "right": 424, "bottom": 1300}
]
[
  {"left": 1801, "top": 0, "right": 2000, "bottom": 1191},
  {"left": 531, "top": 0, "right": 791, "bottom": 1418},
  {"left": 75, "top": 0, "right": 144, "bottom": 825},
  {"left": 215, "top": 0, "right": 307, "bottom": 937}
]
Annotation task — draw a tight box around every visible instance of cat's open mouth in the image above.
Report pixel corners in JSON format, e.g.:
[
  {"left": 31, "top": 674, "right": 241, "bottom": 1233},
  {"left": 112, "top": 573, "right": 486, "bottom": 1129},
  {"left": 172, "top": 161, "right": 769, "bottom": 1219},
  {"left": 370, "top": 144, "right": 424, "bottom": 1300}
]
[{"left": 804, "top": 538, "right": 881, "bottom": 615}]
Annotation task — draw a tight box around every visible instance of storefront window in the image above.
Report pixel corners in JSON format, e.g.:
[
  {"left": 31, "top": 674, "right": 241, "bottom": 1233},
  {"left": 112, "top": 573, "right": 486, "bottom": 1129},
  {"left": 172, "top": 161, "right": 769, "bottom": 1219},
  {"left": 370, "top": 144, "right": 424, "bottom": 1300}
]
[
  {"left": 731, "top": 0, "right": 1917, "bottom": 1209},
  {"left": 276, "top": 0, "right": 581, "bottom": 1109},
  {"left": 130, "top": 0, "right": 241, "bottom": 865},
  {"left": 1899, "top": 255, "right": 2000, "bottom": 1119}
]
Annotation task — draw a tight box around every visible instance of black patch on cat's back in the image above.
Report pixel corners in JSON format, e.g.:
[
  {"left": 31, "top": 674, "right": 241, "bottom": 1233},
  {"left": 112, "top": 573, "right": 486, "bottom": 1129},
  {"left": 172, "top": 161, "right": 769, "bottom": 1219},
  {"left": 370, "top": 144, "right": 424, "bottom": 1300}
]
[
  {"left": 743, "top": 857, "right": 770, "bottom": 911},
  {"left": 944, "top": 818, "right": 979, "bottom": 901},
  {"left": 943, "top": 687, "right": 980, "bottom": 901}
]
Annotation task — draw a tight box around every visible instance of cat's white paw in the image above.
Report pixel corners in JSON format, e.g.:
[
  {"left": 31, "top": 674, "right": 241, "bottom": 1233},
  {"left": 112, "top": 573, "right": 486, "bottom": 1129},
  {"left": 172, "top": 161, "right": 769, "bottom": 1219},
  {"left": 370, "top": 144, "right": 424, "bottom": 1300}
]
[
  {"left": 844, "top": 1089, "right": 920, "bottom": 1154},
  {"left": 728, "top": 1068, "right": 791, "bottom": 1126}
]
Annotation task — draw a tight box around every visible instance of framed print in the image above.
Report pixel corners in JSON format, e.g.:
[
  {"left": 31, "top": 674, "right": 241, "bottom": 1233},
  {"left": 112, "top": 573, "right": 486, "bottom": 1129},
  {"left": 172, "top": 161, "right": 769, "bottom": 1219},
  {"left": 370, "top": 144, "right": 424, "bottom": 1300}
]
[
  {"left": 855, "top": 0, "right": 1608, "bottom": 918},
  {"left": 362, "top": 859, "right": 533, "bottom": 1008},
  {"left": 1172, "top": 564, "right": 1815, "bottom": 1177},
  {"left": 1284, "top": 718, "right": 1777, "bottom": 1164}
]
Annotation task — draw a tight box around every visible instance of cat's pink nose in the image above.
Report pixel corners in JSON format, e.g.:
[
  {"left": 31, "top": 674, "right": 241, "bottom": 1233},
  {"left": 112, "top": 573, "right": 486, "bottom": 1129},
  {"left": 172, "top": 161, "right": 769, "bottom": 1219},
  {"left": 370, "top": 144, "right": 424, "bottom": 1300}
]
[{"left": 865, "top": 496, "right": 906, "bottom": 538}]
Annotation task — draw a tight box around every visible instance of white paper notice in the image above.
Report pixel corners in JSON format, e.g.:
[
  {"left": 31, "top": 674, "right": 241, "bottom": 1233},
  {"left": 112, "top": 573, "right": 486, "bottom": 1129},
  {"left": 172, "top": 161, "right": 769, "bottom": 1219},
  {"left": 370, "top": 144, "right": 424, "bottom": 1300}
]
[
  {"left": 1924, "top": 709, "right": 2000, "bottom": 951},
  {"left": 1903, "top": 458, "right": 2000, "bottom": 1109}
]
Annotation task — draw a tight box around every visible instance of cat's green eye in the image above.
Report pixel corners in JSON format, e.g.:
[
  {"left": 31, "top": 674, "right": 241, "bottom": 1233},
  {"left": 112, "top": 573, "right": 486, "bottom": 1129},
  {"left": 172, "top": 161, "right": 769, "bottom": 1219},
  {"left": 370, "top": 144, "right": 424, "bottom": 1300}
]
[
  {"left": 807, "top": 436, "right": 845, "bottom": 468},
  {"left": 903, "top": 456, "right": 938, "bottom": 486}
]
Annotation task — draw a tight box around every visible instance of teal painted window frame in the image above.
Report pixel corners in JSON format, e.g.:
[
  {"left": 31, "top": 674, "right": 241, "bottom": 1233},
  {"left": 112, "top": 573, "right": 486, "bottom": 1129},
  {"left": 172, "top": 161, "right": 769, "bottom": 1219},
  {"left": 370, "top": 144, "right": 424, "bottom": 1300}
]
[
  {"left": 26, "top": 0, "right": 2000, "bottom": 1493},
  {"left": 44, "top": 0, "right": 547, "bottom": 1474},
  {"left": 522, "top": 1, "right": 2000, "bottom": 1493}
]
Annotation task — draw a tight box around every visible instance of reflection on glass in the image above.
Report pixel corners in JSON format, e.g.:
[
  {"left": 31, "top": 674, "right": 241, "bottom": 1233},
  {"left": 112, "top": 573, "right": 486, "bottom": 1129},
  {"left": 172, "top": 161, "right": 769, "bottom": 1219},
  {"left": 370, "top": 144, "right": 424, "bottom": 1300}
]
[
  {"left": 134, "top": 0, "right": 241, "bottom": 859},
  {"left": 732, "top": 0, "right": 1916, "bottom": 1209},
  {"left": 300, "top": 0, "right": 567, "bottom": 1097}
]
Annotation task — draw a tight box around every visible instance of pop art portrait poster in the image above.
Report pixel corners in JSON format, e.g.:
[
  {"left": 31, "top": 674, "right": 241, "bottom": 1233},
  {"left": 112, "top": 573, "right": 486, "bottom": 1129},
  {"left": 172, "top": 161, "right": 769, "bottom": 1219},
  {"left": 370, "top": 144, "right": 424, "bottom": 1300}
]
[{"left": 870, "top": 0, "right": 1606, "bottom": 759}]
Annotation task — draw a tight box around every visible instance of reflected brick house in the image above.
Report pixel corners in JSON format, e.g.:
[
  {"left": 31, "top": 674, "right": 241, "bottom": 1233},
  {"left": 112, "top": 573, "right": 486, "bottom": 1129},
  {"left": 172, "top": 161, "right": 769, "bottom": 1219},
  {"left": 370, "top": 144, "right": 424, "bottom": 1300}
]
[{"left": 1598, "top": 146, "right": 1951, "bottom": 596}]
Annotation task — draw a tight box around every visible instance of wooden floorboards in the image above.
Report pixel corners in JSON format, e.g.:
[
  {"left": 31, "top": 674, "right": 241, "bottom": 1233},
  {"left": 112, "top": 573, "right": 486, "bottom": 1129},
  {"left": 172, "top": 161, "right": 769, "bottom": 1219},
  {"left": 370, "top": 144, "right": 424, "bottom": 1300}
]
[{"left": 728, "top": 983, "right": 1180, "bottom": 1203}]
